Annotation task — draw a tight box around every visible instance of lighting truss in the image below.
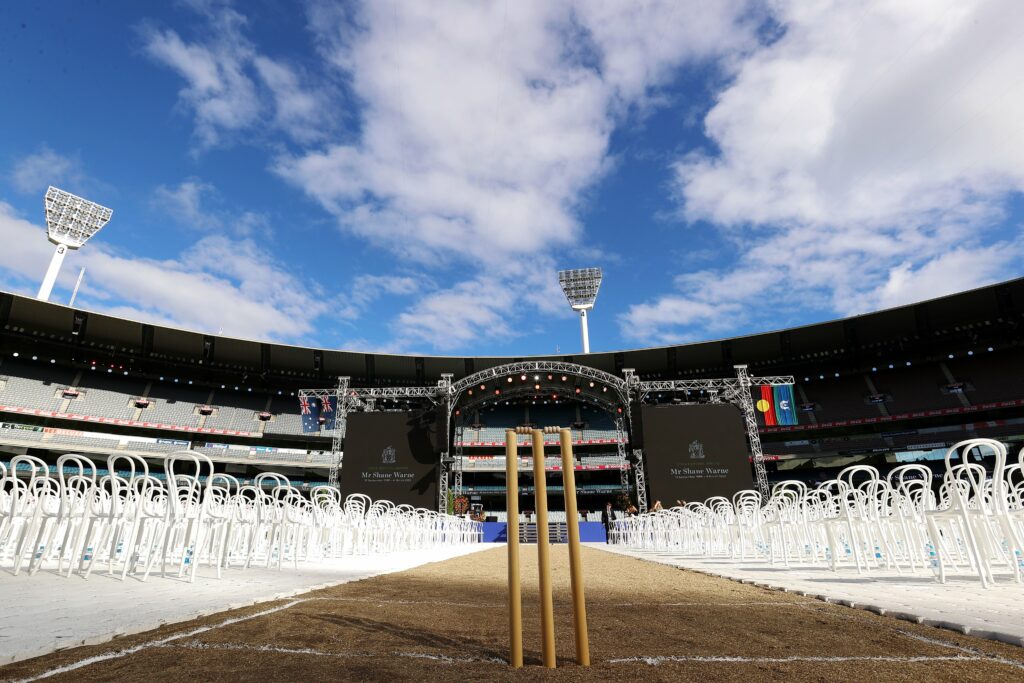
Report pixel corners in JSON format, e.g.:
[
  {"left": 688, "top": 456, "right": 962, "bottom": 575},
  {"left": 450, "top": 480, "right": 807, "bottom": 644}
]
[
  {"left": 558, "top": 268, "right": 602, "bottom": 309},
  {"left": 451, "top": 360, "right": 626, "bottom": 398},
  {"left": 37, "top": 186, "right": 113, "bottom": 302}
]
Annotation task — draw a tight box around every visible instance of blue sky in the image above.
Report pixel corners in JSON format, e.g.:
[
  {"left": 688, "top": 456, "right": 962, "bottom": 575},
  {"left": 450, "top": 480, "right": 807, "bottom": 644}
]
[{"left": 1, "top": 0, "right": 1022, "bottom": 356}]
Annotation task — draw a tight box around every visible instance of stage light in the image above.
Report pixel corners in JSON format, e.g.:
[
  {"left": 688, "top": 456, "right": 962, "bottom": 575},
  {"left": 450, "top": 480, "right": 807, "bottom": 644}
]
[
  {"left": 888, "top": 364, "right": 893, "bottom": 369},
  {"left": 534, "top": 375, "right": 540, "bottom": 381},
  {"left": 948, "top": 354, "right": 954, "bottom": 359},
  {"left": 468, "top": 389, "right": 473, "bottom": 395},
  {"left": 552, "top": 394, "right": 558, "bottom": 400},
  {"left": 507, "top": 377, "right": 513, "bottom": 383},
  {"left": 547, "top": 374, "right": 553, "bottom": 380},
  {"left": 521, "top": 374, "right": 527, "bottom": 381},
  {"left": 602, "top": 387, "right": 607, "bottom": 392},
  {"left": 561, "top": 375, "right": 567, "bottom": 382},
  {"left": 589, "top": 381, "right": 594, "bottom": 388},
  {"left": 987, "top": 347, "right": 993, "bottom": 352},
  {"left": 36, "top": 187, "right": 112, "bottom": 302},
  {"left": 575, "top": 387, "right": 581, "bottom": 394},
  {"left": 906, "top": 361, "right": 911, "bottom": 366},
  {"left": 534, "top": 384, "right": 541, "bottom": 390},
  {"left": 616, "top": 407, "right": 623, "bottom": 413},
  {"left": 31, "top": 355, "right": 37, "bottom": 361},
  {"left": 50, "top": 359, "right": 55, "bottom": 364},
  {"left": 11, "top": 352, "right": 18, "bottom": 357},
  {"left": 495, "top": 389, "right": 500, "bottom": 395},
  {"left": 480, "top": 384, "right": 486, "bottom": 390},
  {"left": 968, "top": 350, "right": 974, "bottom": 356},
  {"left": 558, "top": 267, "right": 602, "bottom": 353}
]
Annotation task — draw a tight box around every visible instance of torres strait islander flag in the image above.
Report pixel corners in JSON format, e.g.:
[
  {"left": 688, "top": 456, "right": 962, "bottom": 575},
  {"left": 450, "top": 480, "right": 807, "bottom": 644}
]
[{"left": 756, "top": 384, "right": 798, "bottom": 426}]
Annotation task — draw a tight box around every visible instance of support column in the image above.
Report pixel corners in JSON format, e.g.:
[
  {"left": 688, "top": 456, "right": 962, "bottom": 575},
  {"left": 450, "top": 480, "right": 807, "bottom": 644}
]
[
  {"left": 734, "top": 365, "right": 769, "bottom": 497},
  {"left": 579, "top": 308, "right": 591, "bottom": 354},
  {"left": 37, "top": 243, "right": 69, "bottom": 302}
]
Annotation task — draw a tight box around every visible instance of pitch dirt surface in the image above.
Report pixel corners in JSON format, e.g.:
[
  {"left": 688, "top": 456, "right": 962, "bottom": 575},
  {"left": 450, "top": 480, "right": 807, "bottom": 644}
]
[{"left": 2, "top": 545, "right": 1023, "bottom": 682}]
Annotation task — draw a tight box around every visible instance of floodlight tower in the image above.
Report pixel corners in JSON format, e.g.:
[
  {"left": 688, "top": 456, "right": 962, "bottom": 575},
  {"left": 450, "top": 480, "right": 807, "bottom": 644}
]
[
  {"left": 37, "top": 186, "right": 113, "bottom": 302},
  {"left": 558, "top": 267, "right": 603, "bottom": 354}
]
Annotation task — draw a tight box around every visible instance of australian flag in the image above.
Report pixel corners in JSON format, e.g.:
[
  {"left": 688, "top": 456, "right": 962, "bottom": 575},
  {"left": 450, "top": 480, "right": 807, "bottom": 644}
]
[
  {"left": 300, "top": 395, "right": 320, "bottom": 433},
  {"left": 320, "top": 394, "right": 338, "bottom": 430}
]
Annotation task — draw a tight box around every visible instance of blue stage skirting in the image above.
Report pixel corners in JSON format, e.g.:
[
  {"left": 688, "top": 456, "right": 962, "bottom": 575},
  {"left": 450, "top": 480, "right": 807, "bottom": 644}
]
[{"left": 481, "top": 522, "right": 606, "bottom": 543}]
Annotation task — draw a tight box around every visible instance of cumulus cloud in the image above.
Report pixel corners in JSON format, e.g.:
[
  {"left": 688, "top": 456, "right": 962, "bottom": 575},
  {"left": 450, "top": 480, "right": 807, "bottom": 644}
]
[
  {"left": 141, "top": 2, "right": 328, "bottom": 148},
  {"left": 625, "top": 0, "right": 1024, "bottom": 343},
  {"left": 0, "top": 201, "right": 330, "bottom": 341},
  {"left": 278, "top": 1, "right": 757, "bottom": 266},
  {"left": 9, "top": 147, "right": 86, "bottom": 195},
  {"left": 152, "top": 178, "right": 270, "bottom": 237}
]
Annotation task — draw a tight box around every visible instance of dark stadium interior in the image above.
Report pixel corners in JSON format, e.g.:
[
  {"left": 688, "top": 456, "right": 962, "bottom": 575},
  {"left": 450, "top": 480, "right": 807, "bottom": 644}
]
[{"left": 1, "top": 277, "right": 1023, "bottom": 502}]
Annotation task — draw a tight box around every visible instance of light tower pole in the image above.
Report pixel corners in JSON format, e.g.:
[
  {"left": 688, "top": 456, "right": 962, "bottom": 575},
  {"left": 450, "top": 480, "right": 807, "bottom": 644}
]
[
  {"left": 37, "top": 187, "right": 112, "bottom": 302},
  {"left": 558, "top": 268, "right": 603, "bottom": 354}
]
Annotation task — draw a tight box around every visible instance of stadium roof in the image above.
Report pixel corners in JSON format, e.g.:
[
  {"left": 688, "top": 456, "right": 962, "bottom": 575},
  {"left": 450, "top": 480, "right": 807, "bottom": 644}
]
[{"left": 1, "top": 277, "right": 1022, "bottom": 386}]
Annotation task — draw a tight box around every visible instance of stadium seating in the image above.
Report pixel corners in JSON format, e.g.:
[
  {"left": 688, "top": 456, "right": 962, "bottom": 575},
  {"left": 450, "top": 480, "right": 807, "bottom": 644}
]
[{"left": 73, "top": 373, "right": 148, "bottom": 420}]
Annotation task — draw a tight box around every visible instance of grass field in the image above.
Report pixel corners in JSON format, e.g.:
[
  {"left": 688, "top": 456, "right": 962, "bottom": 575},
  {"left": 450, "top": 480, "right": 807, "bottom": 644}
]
[{"left": 2, "top": 545, "right": 1023, "bottom": 682}]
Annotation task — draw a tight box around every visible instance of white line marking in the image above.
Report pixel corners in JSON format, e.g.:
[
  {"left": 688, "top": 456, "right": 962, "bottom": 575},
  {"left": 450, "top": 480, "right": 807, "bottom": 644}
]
[
  {"left": 10, "top": 599, "right": 308, "bottom": 683},
  {"left": 610, "top": 655, "right": 986, "bottom": 665},
  {"left": 161, "top": 641, "right": 504, "bottom": 664}
]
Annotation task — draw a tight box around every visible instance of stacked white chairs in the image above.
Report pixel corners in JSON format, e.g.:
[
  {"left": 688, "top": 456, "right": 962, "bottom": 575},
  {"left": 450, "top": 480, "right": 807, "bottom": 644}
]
[
  {"left": 0, "top": 449, "right": 480, "bottom": 583},
  {"left": 612, "top": 438, "right": 1024, "bottom": 589}
]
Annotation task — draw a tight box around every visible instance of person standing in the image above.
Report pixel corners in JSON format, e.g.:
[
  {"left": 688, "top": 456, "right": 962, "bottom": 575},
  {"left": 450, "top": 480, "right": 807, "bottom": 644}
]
[{"left": 601, "top": 501, "right": 616, "bottom": 543}]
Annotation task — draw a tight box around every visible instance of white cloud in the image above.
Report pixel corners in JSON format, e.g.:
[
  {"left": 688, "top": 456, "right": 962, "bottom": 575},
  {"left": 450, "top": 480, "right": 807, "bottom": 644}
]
[
  {"left": 393, "top": 277, "right": 518, "bottom": 352},
  {"left": 627, "top": 0, "right": 1024, "bottom": 343},
  {"left": 141, "top": 3, "right": 327, "bottom": 148},
  {"left": 153, "top": 179, "right": 221, "bottom": 230},
  {"left": 9, "top": 147, "right": 84, "bottom": 195},
  {"left": 152, "top": 178, "right": 270, "bottom": 238},
  {"left": 0, "top": 202, "right": 329, "bottom": 341},
  {"left": 142, "top": 9, "right": 261, "bottom": 149},
  {"left": 277, "top": 1, "right": 757, "bottom": 265},
  {"left": 252, "top": 56, "right": 328, "bottom": 144}
]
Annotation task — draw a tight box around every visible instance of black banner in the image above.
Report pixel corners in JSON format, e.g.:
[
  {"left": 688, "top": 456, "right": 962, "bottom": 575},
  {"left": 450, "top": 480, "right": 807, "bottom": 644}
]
[
  {"left": 339, "top": 411, "right": 439, "bottom": 507},
  {"left": 640, "top": 404, "right": 752, "bottom": 504}
]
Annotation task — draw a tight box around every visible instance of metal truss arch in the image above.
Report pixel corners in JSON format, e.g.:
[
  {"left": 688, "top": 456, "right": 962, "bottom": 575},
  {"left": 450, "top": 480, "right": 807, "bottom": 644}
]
[{"left": 451, "top": 361, "right": 628, "bottom": 402}]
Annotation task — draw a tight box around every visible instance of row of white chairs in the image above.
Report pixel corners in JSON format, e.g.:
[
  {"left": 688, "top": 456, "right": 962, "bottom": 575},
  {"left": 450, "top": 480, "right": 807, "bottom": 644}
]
[
  {"left": 0, "top": 451, "right": 481, "bottom": 582},
  {"left": 611, "top": 439, "right": 1024, "bottom": 588}
]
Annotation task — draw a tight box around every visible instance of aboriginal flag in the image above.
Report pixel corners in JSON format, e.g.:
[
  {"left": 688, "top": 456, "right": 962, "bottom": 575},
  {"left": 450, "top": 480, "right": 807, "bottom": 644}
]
[{"left": 756, "top": 384, "right": 798, "bottom": 426}]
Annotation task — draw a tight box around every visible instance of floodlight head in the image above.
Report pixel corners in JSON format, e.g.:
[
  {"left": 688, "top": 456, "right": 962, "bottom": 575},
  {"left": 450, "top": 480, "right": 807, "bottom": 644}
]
[
  {"left": 44, "top": 186, "right": 112, "bottom": 249},
  {"left": 558, "top": 267, "right": 602, "bottom": 311}
]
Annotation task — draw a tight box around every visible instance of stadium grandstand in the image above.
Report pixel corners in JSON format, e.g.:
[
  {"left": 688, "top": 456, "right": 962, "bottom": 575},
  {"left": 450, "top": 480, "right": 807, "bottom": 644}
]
[{"left": 1, "top": 277, "right": 1022, "bottom": 508}]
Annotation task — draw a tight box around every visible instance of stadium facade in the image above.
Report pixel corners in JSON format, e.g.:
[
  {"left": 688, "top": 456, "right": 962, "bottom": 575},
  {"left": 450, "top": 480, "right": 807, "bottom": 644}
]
[{"left": 1, "top": 276, "right": 1022, "bottom": 510}]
